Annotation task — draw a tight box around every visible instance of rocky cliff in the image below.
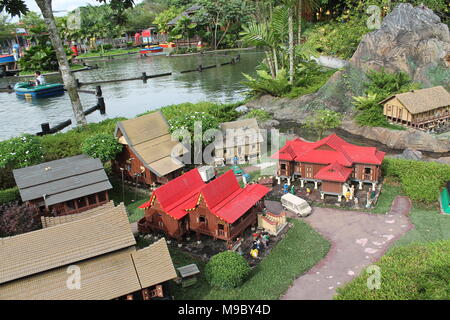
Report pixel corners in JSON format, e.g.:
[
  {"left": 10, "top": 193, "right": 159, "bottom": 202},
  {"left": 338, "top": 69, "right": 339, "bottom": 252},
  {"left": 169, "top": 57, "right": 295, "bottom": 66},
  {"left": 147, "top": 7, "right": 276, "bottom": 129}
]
[{"left": 351, "top": 3, "right": 450, "bottom": 86}]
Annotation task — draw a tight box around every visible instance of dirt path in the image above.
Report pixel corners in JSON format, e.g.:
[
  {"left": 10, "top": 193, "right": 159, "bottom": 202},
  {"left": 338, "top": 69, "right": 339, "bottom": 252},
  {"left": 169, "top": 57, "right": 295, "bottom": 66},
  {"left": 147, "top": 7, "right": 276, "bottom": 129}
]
[{"left": 266, "top": 196, "right": 413, "bottom": 300}]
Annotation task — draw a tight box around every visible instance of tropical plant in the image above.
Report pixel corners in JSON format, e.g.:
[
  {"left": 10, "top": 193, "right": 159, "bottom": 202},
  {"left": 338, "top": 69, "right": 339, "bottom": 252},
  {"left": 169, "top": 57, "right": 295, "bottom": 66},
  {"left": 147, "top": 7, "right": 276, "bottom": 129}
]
[
  {"left": 153, "top": 7, "right": 182, "bottom": 34},
  {"left": 241, "top": 68, "right": 291, "bottom": 96},
  {"left": 82, "top": 133, "right": 123, "bottom": 163},
  {"left": 205, "top": 251, "right": 251, "bottom": 289},
  {"left": 304, "top": 108, "right": 342, "bottom": 139},
  {"left": 169, "top": 15, "right": 197, "bottom": 44},
  {"left": 195, "top": 0, "right": 255, "bottom": 50},
  {"left": 243, "top": 109, "right": 272, "bottom": 122}
]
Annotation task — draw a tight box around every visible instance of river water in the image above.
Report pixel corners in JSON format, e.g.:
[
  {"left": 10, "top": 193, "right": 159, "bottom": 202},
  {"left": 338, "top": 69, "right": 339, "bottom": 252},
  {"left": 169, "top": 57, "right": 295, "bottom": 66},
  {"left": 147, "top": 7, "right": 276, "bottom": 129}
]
[{"left": 0, "top": 49, "right": 264, "bottom": 140}]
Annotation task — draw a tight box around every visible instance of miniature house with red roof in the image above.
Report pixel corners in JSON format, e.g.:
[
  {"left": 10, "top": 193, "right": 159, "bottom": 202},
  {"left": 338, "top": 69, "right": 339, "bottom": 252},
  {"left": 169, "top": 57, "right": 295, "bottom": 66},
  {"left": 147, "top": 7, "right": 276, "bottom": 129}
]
[
  {"left": 271, "top": 134, "right": 385, "bottom": 201},
  {"left": 138, "top": 169, "right": 269, "bottom": 242}
]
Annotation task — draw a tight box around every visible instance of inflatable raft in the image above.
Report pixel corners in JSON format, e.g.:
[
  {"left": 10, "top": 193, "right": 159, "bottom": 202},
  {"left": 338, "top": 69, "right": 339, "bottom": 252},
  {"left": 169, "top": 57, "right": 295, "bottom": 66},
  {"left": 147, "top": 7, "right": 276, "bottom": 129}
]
[{"left": 14, "top": 82, "right": 65, "bottom": 98}]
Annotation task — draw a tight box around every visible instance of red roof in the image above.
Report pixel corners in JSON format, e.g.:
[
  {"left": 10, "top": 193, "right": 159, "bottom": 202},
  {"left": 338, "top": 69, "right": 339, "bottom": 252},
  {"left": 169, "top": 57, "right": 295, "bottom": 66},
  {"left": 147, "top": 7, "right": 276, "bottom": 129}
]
[
  {"left": 314, "top": 162, "right": 353, "bottom": 182},
  {"left": 140, "top": 168, "right": 269, "bottom": 223},
  {"left": 199, "top": 170, "right": 270, "bottom": 224},
  {"left": 272, "top": 134, "right": 385, "bottom": 166},
  {"left": 139, "top": 168, "right": 206, "bottom": 220}
]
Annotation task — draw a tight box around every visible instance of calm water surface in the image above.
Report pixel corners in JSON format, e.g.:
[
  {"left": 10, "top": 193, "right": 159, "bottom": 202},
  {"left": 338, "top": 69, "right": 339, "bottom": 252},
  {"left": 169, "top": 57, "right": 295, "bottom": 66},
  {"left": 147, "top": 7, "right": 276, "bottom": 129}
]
[{"left": 0, "top": 49, "right": 264, "bottom": 140}]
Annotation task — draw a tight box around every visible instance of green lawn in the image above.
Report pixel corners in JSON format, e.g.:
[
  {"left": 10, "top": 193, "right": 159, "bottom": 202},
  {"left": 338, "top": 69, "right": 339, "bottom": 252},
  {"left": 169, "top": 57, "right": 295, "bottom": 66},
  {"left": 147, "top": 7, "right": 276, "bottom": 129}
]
[
  {"left": 77, "top": 47, "right": 140, "bottom": 58},
  {"left": 108, "top": 178, "right": 148, "bottom": 223},
  {"left": 335, "top": 240, "right": 450, "bottom": 300},
  {"left": 146, "top": 219, "right": 330, "bottom": 300}
]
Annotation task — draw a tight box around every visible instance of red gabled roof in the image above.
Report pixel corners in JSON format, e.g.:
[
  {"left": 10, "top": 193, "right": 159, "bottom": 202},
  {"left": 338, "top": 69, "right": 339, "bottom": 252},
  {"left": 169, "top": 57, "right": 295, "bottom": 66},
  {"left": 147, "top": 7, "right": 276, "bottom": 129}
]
[
  {"left": 199, "top": 170, "right": 270, "bottom": 224},
  {"left": 140, "top": 168, "right": 269, "bottom": 223},
  {"left": 139, "top": 168, "right": 206, "bottom": 220},
  {"left": 271, "top": 134, "right": 385, "bottom": 166},
  {"left": 314, "top": 162, "right": 353, "bottom": 182}
]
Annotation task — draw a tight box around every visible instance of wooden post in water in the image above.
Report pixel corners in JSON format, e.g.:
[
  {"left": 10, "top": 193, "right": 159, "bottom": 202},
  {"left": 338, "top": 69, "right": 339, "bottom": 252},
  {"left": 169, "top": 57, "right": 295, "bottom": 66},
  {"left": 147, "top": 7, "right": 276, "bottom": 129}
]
[
  {"left": 41, "top": 123, "right": 51, "bottom": 135},
  {"left": 75, "top": 78, "right": 81, "bottom": 88},
  {"left": 198, "top": 64, "right": 203, "bottom": 72},
  {"left": 142, "top": 72, "right": 147, "bottom": 83},
  {"left": 95, "top": 85, "right": 102, "bottom": 97},
  {"left": 97, "top": 97, "right": 106, "bottom": 114}
]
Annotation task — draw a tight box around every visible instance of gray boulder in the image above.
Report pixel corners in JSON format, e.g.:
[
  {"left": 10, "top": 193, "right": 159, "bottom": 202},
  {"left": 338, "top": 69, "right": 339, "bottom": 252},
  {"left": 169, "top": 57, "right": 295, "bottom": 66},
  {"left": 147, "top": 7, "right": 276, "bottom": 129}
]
[
  {"left": 401, "top": 148, "right": 423, "bottom": 160},
  {"left": 235, "top": 105, "right": 249, "bottom": 113}
]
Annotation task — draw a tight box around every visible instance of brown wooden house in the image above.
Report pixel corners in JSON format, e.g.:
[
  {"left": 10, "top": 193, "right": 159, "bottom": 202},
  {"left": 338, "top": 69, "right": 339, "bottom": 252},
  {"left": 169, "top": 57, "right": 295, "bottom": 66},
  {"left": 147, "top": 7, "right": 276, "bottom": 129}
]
[
  {"left": 272, "top": 134, "right": 385, "bottom": 201},
  {"left": 380, "top": 86, "right": 450, "bottom": 130},
  {"left": 12, "top": 154, "right": 112, "bottom": 216},
  {"left": 113, "top": 111, "right": 188, "bottom": 186},
  {"left": 139, "top": 169, "right": 270, "bottom": 243},
  {"left": 0, "top": 203, "right": 177, "bottom": 300}
]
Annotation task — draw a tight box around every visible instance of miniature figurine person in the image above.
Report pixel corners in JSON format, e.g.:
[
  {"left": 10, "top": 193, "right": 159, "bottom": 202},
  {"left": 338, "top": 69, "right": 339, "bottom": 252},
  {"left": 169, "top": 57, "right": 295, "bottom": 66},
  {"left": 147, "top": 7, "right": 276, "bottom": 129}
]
[
  {"left": 306, "top": 187, "right": 311, "bottom": 195},
  {"left": 283, "top": 183, "right": 289, "bottom": 194},
  {"left": 290, "top": 185, "right": 295, "bottom": 195}
]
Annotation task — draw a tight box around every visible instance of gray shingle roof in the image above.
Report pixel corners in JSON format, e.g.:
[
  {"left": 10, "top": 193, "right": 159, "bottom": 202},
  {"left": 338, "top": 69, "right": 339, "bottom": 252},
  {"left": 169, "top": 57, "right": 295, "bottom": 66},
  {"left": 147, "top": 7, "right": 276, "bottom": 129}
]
[{"left": 13, "top": 154, "right": 112, "bottom": 205}]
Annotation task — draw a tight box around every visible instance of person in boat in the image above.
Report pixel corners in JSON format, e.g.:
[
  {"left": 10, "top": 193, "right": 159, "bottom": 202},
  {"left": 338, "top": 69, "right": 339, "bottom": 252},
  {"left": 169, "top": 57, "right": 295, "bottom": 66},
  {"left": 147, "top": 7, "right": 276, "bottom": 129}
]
[{"left": 33, "top": 71, "right": 46, "bottom": 86}]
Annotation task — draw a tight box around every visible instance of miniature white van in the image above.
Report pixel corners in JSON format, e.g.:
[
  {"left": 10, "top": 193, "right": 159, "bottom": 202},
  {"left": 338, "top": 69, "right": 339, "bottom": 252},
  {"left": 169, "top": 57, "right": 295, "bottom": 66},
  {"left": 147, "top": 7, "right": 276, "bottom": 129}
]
[{"left": 280, "top": 193, "right": 312, "bottom": 217}]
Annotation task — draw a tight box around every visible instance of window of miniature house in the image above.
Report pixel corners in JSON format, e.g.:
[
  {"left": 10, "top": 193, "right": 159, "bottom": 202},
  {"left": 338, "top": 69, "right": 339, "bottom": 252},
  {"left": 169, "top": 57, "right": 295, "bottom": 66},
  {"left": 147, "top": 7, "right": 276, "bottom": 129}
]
[
  {"left": 98, "top": 191, "right": 107, "bottom": 202},
  {"left": 76, "top": 197, "right": 87, "bottom": 208},
  {"left": 88, "top": 194, "right": 97, "bottom": 206},
  {"left": 66, "top": 200, "right": 75, "bottom": 210},
  {"left": 218, "top": 223, "right": 224, "bottom": 230},
  {"left": 199, "top": 216, "right": 207, "bottom": 225},
  {"left": 364, "top": 167, "right": 372, "bottom": 174},
  {"left": 281, "top": 163, "right": 286, "bottom": 170}
]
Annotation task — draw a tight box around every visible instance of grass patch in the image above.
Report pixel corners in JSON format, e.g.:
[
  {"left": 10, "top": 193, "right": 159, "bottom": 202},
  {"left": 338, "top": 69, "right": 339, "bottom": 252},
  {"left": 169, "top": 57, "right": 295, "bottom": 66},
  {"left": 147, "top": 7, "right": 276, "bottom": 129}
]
[
  {"left": 155, "top": 219, "right": 330, "bottom": 299},
  {"left": 77, "top": 48, "right": 140, "bottom": 58},
  {"left": 390, "top": 204, "right": 450, "bottom": 249},
  {"left": 108, "top": 178, "right": 148, "bottom": 223},
  {"left": 335, "top": 240, "right": 450, "bottom": 300}
]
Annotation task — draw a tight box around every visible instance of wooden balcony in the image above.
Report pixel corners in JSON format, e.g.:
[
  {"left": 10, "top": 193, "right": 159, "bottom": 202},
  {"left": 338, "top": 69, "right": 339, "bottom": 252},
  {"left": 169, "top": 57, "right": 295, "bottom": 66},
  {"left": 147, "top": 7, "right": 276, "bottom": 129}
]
[{"left": 230, "top": 211, "right": 257, "bottom": 240}]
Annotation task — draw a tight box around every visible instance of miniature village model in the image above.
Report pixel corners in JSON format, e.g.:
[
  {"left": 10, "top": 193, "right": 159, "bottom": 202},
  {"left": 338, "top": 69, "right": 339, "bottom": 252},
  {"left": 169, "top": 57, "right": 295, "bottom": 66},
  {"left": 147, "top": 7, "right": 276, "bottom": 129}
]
[
  {"left": 0, "top": 202, "right": 177, "bottom": 300},
  {"left": 381, "top": 86, "right": 450, "bottom": 130},
  {"left": 113, "top": 111, "right": 188, "bottom": 185},
  {"left": 138, "top": 168, "right": 270, "bottom": 243},
  {"left": 12, "top": 154, "right": 112, "bottom": 216},
  {"left": 272, "top": 134, "right": 385, "bottom": 202},
  {"left": 214, "top": 118, "right": 264, "bottom": 166}
]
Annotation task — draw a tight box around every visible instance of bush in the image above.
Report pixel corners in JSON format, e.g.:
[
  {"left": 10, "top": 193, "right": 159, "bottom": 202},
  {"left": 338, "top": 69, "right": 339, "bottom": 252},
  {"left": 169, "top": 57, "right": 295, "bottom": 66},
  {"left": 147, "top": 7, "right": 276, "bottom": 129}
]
[
  {"left": 383, "top": 158, "right": 450, "bottom": 204},
  {"left": 241, "top": 68, "right": 291, "bottom": 97},
  {"left": 40, "top": 118, "right": 123, "bottom": 161},
  {"left": 205, "top": 251, "right": 251, "bottom": 289},
  {"left": 102, "top": 44, "right": 113, "bottom": 51},
  {"left": 335, "top": 240, "right": 450, "bottom": 300},
  {"left": 0, "top": 201, "right": 41, "bottom": 237},
  {"left": 0, "top": 187, "right": 20, "bottom": 205},
  {"left": 0, "top": 134, "right": 44, "bottom": 169},
  {"left": 243, "top": 109, "right": 271, "bottom": 122},
  {"left": 82, "top": 133, "right": 123, "bottom": 163}
]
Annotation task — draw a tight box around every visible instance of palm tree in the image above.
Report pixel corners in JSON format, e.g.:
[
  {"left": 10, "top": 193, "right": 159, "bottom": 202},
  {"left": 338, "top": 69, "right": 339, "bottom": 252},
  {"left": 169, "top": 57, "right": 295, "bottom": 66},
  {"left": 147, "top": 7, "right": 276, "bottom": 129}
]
[
  {"left": 240, "top": 6, "right": 288, "bottom": 78},
  {"left": 35, "top": 0, "right": 86, "bottom": 125},
  {"left": 280, "top": 0, "right": 296, "bottom": 84}
]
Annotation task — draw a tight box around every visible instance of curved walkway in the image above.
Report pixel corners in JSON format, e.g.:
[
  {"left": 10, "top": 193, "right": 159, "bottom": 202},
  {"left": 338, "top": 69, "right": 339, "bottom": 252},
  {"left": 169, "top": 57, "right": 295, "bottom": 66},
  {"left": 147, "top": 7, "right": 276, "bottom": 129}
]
[{"left": 268, "top": 196, "right": 413, "bottom": 300}]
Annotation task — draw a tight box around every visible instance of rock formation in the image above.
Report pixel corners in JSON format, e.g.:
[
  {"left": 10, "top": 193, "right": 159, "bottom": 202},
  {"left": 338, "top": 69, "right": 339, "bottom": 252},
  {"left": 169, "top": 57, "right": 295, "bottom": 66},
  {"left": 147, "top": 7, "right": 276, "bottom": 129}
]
[{"left": 350, "top": 3, "right": 450, "bottom": 86}]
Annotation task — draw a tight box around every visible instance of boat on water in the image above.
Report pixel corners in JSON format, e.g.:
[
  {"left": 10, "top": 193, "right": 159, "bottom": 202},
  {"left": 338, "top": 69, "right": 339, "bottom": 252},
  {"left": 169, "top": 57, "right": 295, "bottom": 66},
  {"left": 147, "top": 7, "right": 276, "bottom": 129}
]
[
  {"left": 139, "top": 45, "right": 163, "bottom": 55},
  {"left": 14, "top": 82, "right": 65, "bottom": 99},
  {"left": 160, "top": 42, "right": 176, "bottom": 48},
  {"left": 0, "top": 54, "right": 15, "bottom": 64}
]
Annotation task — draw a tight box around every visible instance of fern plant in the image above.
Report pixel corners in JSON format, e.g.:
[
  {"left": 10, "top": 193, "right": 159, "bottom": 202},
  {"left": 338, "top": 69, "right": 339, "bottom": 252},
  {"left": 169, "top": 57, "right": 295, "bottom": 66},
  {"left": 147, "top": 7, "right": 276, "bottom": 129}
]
[{"left": 241, "top": 68, "right": 291, "bottom": 96}]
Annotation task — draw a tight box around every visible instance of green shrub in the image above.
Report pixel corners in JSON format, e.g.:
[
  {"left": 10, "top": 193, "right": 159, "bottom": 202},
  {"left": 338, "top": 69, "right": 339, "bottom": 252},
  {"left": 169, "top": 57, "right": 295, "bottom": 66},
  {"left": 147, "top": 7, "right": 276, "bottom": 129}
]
[
  {"left": 335, "top": 240, "right": 450, "bottom": 300},
  {"left": 102, "top": 44, "right": 113, "bottom": 51},
  {"left": 40, "top": 118, "right": 123, "bottom": 161},
  {"left": 243, "top": 109, "right": 271, "bottom": 122},
  {"left": 383, "top": 158, "right": 450, "bottom": 204},
  {"left": 0, "top": 187, "right": 20, "bottom": 205},
  {"left": 241, "top": 68, "right": 291, "bottom": 97},
  {"left": 0, "top": 134, "right": 44, "bottom": 169},
  {"left": 82, "top": 133, "right": 123, "bottom": 163},
  {"left": 205, "top": 251, "right": 251, "bottom": 289}
]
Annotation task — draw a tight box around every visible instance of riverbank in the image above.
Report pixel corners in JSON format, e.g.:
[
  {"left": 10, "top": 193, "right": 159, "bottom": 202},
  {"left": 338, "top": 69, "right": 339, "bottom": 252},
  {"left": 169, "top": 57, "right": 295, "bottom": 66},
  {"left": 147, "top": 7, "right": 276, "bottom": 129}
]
[{"left": 246, "top": 94, "right": 450, "bottom": 154}]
